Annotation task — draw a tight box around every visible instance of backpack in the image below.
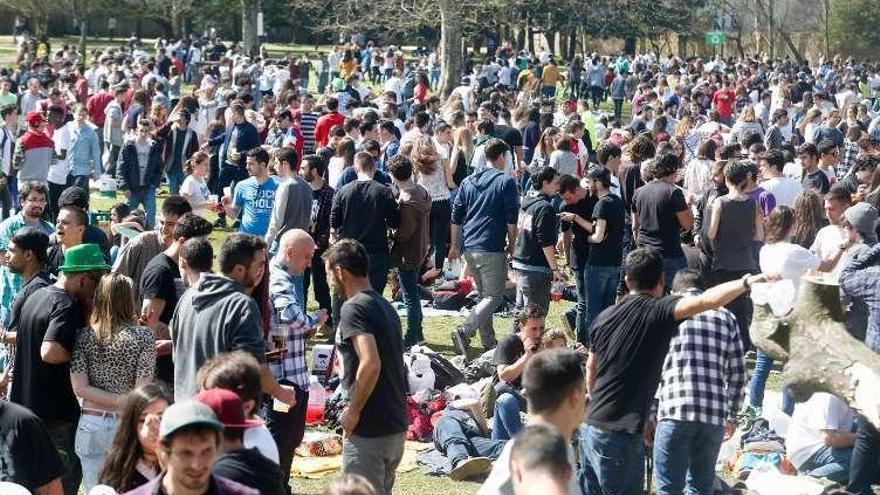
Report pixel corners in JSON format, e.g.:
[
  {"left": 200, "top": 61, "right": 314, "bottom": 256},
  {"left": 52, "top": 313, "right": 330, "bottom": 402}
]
[{"left": 426, "top": 352, "right": 465, "bottom": 390}]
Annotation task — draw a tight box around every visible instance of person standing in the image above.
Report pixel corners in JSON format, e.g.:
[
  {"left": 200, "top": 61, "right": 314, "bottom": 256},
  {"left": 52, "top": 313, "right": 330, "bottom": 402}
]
[
  {"left": 206, "top": 102, "right": 260, "bottom": 229},
  {"left": 221, "top": 148, "right": 279, "bottom": 238},
  {"left": 11, "top": 243, "right": 110, "bottom": 495},
  {"left": 70, "top": 273, "right": 156, "bottom": 492},
  {"left": 0, "top": 400, "right": 64, "bottom": 495},
  {"left": 300, "top": 155, "right": 335, "bottom": 328},
  {"left": 102, "top": 86, "right": 126, "bottom": 177},
  {"left": 267, "top": 229, "right": 327, "bottom": 478},
  {"left": 314, "top": 97, "right": 346, "bottom": 149},
  {"left": 265, "top": 148, "right": 312, "bottom": 250},
  {"left": 759, "top": 149, "right": 803, "bottom": 208},
  {"left": 511, "top": 167, "right": 561, "bottom": 330},
  {"left": 651, "top": 269, "right": 747, "bottom": 495},
  {"left": 13, "top": 111, "right": 54, "bottom": 186},
  {"left": 0, "top": 104, "right": 17, "bottom": 218},
  {"left": 329, "top": 151, "right": 399, "bottom": 294},
  {"left": 62, "top": 104, "right": 102, "bottom": 189},
  {"left": 325, "top": 239, "right": 408, "bottom": 495},
  {"left": 117, "top": 119, "right": 164, "bottom": 229},
  {"left": 810, "top": 186, "right": 852, "bottom": 272},
  {"left": 632, "top": 153, "right": 693, "bottom": 289},
  {"left": 386, "top": 155, "right": 430, "bottom": 346},
  {"left": 159, "top": 110, "right": 200, "bottom": 195},
  {"left": 558, "top": 174, "right": 597, "bottom": 343},
  {"left": 578, "top": 247, "right": 772, "bottom": 495},
  {"left": 798, "top": 143, "right": 830, "bottom": 195},
  {"left": 450, "top": 139, "right": 519, "bottom": 354}
]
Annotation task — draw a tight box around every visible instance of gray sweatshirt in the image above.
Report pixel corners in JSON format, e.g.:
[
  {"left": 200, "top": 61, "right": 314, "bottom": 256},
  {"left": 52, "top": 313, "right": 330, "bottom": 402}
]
[
  {"left": 171, "top": 274, "right": 266, "bottom": 401},
  {"left": 264, "top": 175, "right": 313, "bottom": 246}
]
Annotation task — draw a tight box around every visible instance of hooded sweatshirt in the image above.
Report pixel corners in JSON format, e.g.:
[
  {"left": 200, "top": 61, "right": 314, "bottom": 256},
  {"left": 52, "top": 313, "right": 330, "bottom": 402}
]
[
  {"left": 451, "top": 166, "right": 519, "bottom": 253},
  {"left": 391, "top": 183, "right": 431, "bottom": 270},
  {"left": 513, "top": 191, "right": 558, "bottom": 271},
  {"left": 171, "top": 274, "right": 266, "bottom": 401}
]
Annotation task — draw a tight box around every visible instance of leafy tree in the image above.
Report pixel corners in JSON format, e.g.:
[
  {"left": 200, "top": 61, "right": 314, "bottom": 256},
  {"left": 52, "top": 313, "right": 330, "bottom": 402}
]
[{"left": 829, "top": 0, "right": 880, "bottom": 57}]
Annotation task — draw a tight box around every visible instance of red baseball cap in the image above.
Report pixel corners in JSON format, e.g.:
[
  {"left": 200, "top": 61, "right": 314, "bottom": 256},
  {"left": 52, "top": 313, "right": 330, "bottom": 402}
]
[
  {"left": 194, "top": 388, "right": 263, "bottom": 429},
  {"left": 26, "top": 111, "right": 45, "bottom": 128}
]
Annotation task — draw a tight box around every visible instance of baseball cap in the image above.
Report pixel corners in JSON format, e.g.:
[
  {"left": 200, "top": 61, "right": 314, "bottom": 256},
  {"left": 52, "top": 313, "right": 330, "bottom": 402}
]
[
  {"left": 25, "top": 111, "right": 44, "bottom": 127},
  {"left": 159, "top": 399, "right": 224, "bottom": 441},
  {"left": 195, "top": 388, "right": 263, "bottom": 429}
]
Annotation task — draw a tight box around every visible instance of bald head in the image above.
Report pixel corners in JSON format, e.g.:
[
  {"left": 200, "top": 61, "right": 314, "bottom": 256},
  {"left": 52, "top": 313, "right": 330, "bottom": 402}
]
[{"left": 279, "top": 229, "right": 316, "bottom": 274}]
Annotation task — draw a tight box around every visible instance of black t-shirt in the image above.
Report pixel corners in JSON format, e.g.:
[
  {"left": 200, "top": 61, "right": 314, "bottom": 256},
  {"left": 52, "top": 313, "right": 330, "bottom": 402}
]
[
  {"left": 495, "top": 125, "right": 523, "bottom": 151},
  {"left": 330, "top": 180, "right": 400, "bottom": 254},
  {"left": 633, "top": 181, "right": 688, "bottom": 258},
  {"left": 588, "top": 193, "right": 626, "bottom": 267},
  {"left": 45, "top": 244, "right": 65, "bottom": 277},
  {"left": 212, "top": 448, "right": 286, "bottom": 495},
  {"left": 586, "top": 294, "right": 681, "bottom": 433},
  {"left": 0, "top": 401, "right": 63, "bottom": 491},
  {"left": 8, "top": 272, "right": 50, "bottom": 334},
  {"left": 802, "top": 170, "right": 830, "bottom": 195},
  {"left": 492, "top": 333, "right": 525, "bottom": 389},
  {"left": 139, "top": 253, "right": 182, "bottom": 385},
  {"left": 10, "top": 285, "right": 84, "bottom": 423},
  {"left": 561, "top": 195, "right": 598, "bottom": 270},
  {"left": 336, "top": 289, "right": 407, "bottom": 437}
]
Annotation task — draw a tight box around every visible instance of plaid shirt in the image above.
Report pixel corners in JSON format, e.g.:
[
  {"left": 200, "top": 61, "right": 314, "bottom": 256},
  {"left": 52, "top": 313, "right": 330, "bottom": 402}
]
[
  {"left": 268, "top": 257, "right": 317, "bottom": 389},
  {"left": 309, "top": 184, "right": 335, "bottom": 250},
  {"left": 839, "top": 140, "right": 859, "bottom": 179},
  {"left": 654, "top": 289, "right": 747, "bottom": 426}
]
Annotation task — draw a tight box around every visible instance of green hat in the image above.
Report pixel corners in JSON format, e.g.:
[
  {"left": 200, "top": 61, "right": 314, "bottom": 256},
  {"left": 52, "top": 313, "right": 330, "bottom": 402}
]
[
  {"left": 59, "top": 244, "right": 111, "bottom": 273},
  {"left": 332, "top": 77, "right": 345, "bottom": 91},
  {"left": 159, "top": 399, "right": 224, "bottom": 441}
]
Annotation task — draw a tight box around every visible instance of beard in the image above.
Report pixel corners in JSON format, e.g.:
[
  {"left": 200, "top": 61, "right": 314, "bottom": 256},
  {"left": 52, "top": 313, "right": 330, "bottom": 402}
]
[{"left": 330, "top": 271, "right": 346, "bottom": 298}]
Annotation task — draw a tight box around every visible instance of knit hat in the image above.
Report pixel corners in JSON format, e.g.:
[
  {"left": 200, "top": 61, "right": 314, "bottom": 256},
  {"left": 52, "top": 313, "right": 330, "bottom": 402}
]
[{"left": 845, "top": 202, "right": 879, "bottom": 244}]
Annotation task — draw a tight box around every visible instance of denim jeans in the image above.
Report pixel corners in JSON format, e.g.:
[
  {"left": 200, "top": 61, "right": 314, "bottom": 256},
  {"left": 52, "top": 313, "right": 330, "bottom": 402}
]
[
  {"left": 542, "top": 86, "right": 557, "bottom": 99},
  {"left": 613, "top": 99, "right": 624, "bottom": 122},
  {"left": 491, "top": 391, "right": 524, "bottom": 441},
  {"left": 579, "top": 424, "right": 645, "bottom": 495},
  {"left": 433, "top": 410, "right": 506, "bottom": 466},
  {"left": 166, "top": 168, "right": 185, "bottom": 196},
  {"left": 46, "top": 420, "right": 82, "bottom": 495},
  {"left": 799, "top": 444, "right": 853, "bottom": 484},
  {"left": 461, "top": 251, "right": 507, "bottom": 350},
  {"left": 303, "top": 248, "right": 332, "bottom": 326},
  {"left": 368, "top": 250, "right": 390, "bottom": 295},
  {"left": 848, "top": 417, "right": 880, "bottom": 494},
  {"left": 511, "top": 269, "right": 552, "bottom": 333},
  {"left": 652, "top": 419, "right": 724, "bottom": 495},
  {"left": 398, "top": 267, "right": 423, "bottom": 346},
  {"left": 585, "top": 264, "right": 621, "bottom": 334},
  {"left": 128, "top": 186, "right": 157, "bottom": 229},
  {"left": 264, "top": 384, "right": 309, "bottom": 490},
  {"left": 662, "top": 256, "right": 687, "bottom": 292},
  {"left": 567, "top": 267, "right": 588, "bottom": 345},
  {"left": 749, "top": 350, "right": 794, "bottom": 415},
  {"left": 429, "top": 200, "right": 451, "bottom": 271},
  {"left": 75, "top": 414, "right": 119, "bottom": 493}
]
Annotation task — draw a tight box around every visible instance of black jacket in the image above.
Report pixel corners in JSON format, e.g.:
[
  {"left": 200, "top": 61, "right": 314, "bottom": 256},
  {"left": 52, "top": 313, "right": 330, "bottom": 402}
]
[
  {"left": 116, "top": 139, "right": 164, "bottom": 190},
  {"left": 513, "top": 192, "right": 558, "bottom": 269}
]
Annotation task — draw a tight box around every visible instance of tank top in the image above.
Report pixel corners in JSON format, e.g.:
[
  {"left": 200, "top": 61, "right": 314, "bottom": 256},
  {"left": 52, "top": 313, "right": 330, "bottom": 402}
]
[{"left": 712, "top": 196, "right": 758, "bottom": 272}]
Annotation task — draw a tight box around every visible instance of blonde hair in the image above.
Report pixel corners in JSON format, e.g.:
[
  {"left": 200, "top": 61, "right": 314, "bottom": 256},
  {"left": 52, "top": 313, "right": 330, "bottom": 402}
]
[
  {"left": 410, "top": 135, "right": 442, "bottom": 175},
  {"left": 739, "top": 105, "right": 756, "bottom": 123},
  {"left": 90, "top": 273, "right": 138, "bottom": 343},
  {"left": 542, "top": 328, "right": 567, "bottom": 346},
  {"left": 452, "top": 127, "right": 474, "bottom": 160}
]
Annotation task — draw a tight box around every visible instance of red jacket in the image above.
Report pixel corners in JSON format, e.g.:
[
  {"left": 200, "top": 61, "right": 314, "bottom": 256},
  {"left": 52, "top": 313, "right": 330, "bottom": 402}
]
[
  {"left": 87, "top": 92, "right": 114, "bottom": 127},
  {"left": 314, "top": 111, "right": 345, "bottom": 148}
]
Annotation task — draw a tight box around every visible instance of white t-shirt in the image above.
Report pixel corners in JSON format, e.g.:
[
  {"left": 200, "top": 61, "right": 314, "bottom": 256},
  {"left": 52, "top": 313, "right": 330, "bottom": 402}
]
[
  {"left": 751, "top": 242, "right": 821, "bottom": 316},
  {"left": 50, "top": 126, "right": 71, "bottom": 185},
  {"left": 243, "top": 425, "right": 280, "bottom": 464},
  {"left": 760, "top": 176, "right": 804, "bottom": 208},
  {"left": 180, "top": 174, "right": 211, "bottom": 218},
  {"left": 327, "top": 157, "right": 347, "bottom": 189},
  {"left": 786, "top": 393, "right": 854, "bottom": 468},
  {"left": 477, "top": 438, "right": 582, "bottom": 495},
  {"left": 811, "top": 224, "right": 848, "bottom": 260}
]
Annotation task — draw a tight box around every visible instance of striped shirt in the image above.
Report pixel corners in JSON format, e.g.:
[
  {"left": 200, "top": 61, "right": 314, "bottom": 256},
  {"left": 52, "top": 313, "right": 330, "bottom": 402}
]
[
  {"left": 654, "top": 289, "right": 747, "bottom": 426},
  {"left": 298, "top": 111, "right": 319, "bottom": 154}
]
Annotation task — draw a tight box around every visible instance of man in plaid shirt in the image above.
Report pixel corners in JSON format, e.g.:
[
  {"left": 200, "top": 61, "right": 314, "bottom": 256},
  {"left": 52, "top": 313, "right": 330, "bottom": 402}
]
[
  {"left": 266, "top": 228, "right": 328, "bottom": 478},
  {"left": 650, "top": 269, "right": 747, "bottom": 495}
]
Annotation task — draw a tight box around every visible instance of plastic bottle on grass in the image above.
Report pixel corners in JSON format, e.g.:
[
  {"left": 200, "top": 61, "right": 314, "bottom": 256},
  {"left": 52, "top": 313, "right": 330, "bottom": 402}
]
[{"left": 306, "top": 375, "right": 326, "bottom": 425}]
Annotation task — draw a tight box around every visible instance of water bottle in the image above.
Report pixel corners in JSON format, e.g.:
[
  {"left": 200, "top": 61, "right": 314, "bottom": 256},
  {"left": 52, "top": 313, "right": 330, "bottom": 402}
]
[{"left": 306, "top": 375, "right": 326, "bottom": 425}]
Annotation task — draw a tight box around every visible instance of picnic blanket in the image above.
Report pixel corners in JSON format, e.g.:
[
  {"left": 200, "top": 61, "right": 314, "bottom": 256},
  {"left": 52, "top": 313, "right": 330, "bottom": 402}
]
[{"left": 290, "top": 440, "right": 432, "bottom": 479}]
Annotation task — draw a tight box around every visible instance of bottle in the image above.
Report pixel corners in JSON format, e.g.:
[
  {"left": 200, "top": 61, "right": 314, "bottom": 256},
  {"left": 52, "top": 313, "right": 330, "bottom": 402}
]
[
  {"left": 306, "top": 375, "right": 327, "bottom": 425},
  {"left": 551, "top": 281, "right": 565, "bottom": 302}
]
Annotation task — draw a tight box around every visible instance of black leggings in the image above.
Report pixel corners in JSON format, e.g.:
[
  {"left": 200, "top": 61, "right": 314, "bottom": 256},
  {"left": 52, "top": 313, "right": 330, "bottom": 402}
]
[{"left": 429, "top": 199, "right": 451, "bottom": 270}]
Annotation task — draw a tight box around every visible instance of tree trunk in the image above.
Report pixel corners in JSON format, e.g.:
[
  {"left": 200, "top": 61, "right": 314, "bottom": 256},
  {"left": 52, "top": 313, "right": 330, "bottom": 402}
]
[
  {"left": 677, "top": 33, "right": 688, "bottom": 58},
  {"left": 567, "top": 26, "right": 578, "bottom": 59},
  {"left": 779, "top": 31, "right": 804, "bottom": 65},
  {"left": 751, "top": 277, "right": 880, "bottom": 429},
  {"left": 171, "top": 3, "right": 184, "bottom": 39},
  {"left": 437, "top": 0, "right": 462, "bottom": 97},
  {"left": 78, "top": 17, "right": 88, "bottom": 62},
  {"left": 241, "top": 0, "right": 260, "bottom": 57}
]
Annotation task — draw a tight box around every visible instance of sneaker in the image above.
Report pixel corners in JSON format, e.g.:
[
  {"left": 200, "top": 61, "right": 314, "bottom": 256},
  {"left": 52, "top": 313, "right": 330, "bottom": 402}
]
[
  {"left": 213, "top": 217, "right": 227, "bottom": 229},
  {"left": 449, "top": 456, "right": 492, "bottom": 481},
  {"left": 451, "top": 327, "right": 470, "bottom": 356}
]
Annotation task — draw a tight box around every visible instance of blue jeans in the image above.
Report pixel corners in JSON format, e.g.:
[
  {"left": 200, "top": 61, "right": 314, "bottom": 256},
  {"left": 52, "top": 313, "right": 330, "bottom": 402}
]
[
  {"left": 848, "top": 417, "right": 880, "bottom": 494},
  {"left": 567, "top": 267, "right": 588, "bottom": 345},
  {"left": 491, "top": 391, "right": 524, "bottom": 441},
  {"left": 586, "top": 264, "right": 621, "bottom": 334},
  {"left": 800, "top": 444, "right": 853, "bottom": 484},
  {"left": 433, "top": 410, "right": 506, "bottom": 466},
  {"left": 166, "top": 168, "right": 185, "bottom": 196},
  {"left": 368, "top": 250, "right": 390, "bottom": 295},
  {"left": 749, "top": 349, "right": 794, "bottom": 415},
  {"left": 75, "top": 414, "right": 119, "bottom": 493},
  {"left": 128, "top": 186, "right": 157, "bottom": 229},
  {"left": 397, "top": 267, "right": 423, "bottom": 346},
  {"left": 653, "top": 419, "right": 724, "bottom": 495},
  {"left": 662, "top": 256, "right": 687, "bottom": 292},
  {"left": 542, "top": 86, "right": 557, "bottom": 99},
  {"left": 579, "top": 424, "right": 645, "bottom": 495}
]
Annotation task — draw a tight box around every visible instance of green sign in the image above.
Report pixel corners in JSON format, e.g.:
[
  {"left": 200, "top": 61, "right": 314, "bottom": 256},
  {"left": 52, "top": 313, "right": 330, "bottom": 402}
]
[{"left": 705, "top": 31, "right": 727, "bottom": 46}]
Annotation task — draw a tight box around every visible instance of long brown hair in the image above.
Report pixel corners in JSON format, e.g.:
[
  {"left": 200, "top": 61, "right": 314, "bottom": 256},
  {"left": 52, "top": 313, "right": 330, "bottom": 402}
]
[
  {"left": 90, "top": 273, "right": 138, "bottom": 343},
  {"left": 410, "top": 135, "right": 441, "bottom": 175},
  {"left": 765, "top": 206, "right": 795, "bottom": 244},
  {"left": 792, "top": 190, "right": 826, "bottom": 248},
  {"left": 99, "top": 384, "right": 168, "bottom": 492}
]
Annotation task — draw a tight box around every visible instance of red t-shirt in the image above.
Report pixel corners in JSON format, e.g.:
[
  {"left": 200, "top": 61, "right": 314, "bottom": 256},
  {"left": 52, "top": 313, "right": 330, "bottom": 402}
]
[{"left": 712, "top": 90, "right": 735, "bottom": 119}]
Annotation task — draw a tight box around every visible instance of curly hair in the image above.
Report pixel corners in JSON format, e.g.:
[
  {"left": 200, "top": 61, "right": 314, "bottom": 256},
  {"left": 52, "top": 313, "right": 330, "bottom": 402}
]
[{"left": 791, "top": 190, "right": 826, "bottom": 249}]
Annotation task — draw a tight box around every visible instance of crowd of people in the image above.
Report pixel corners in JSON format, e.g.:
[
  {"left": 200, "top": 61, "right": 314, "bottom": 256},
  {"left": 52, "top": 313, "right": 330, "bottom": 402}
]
[{"left": 2, "top": 29, "right": 880, "bottom": 495}]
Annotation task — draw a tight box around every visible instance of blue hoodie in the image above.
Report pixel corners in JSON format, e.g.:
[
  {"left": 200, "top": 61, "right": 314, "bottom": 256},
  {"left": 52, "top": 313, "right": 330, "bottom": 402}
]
[{"left": 451, "top": 166, "right": 519, "bottom": 253}]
